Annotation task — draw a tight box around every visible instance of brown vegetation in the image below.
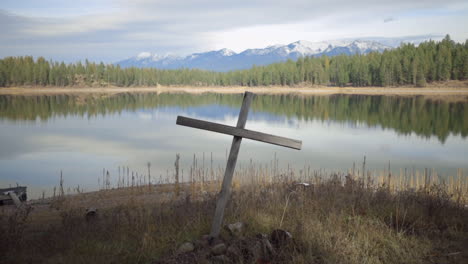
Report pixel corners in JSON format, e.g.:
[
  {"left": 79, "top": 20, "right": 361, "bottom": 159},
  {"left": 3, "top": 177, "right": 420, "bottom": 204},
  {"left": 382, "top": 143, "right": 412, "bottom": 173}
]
[{"left": 1, "top": 163, "right": 467, "bottom": 264}]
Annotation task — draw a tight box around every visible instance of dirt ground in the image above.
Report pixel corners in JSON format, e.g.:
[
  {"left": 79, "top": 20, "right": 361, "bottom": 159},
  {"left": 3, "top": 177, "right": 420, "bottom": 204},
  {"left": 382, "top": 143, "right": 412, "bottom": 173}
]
[{"left": 1, "top": 81, "right": 468, "bottom": 102}]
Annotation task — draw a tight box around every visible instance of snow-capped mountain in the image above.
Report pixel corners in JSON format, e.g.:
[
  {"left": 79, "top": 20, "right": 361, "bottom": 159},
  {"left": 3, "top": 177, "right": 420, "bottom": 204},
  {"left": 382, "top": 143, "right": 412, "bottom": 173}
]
[{"left": 117, "top": 40, "right": 392, "bottom": 72}]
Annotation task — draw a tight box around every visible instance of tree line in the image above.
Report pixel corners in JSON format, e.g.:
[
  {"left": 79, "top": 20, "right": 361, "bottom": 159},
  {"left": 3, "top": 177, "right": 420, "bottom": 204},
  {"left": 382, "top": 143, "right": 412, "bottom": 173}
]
[{"left": 0, "top": 35, "right": 467, "bottom": 88}]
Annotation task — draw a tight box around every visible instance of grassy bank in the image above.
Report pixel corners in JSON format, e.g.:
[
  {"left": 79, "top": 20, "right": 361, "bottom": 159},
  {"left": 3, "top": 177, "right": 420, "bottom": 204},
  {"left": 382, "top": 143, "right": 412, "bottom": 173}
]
[{"left": 1, "top": 164, "right": 467, "bottom": 264}]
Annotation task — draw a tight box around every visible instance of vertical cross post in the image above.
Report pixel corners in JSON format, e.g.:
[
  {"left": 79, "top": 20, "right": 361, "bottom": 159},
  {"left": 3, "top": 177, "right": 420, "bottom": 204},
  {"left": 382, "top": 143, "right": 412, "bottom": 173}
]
[
  {"left": 177, "top": 91, "right": 302, "bottom": 237},
  {"left": 8, "top": 192, "right": 23, "bottom": 208},
  {"left": 209, "top": 92, "right": 254, "bottom": 237}
]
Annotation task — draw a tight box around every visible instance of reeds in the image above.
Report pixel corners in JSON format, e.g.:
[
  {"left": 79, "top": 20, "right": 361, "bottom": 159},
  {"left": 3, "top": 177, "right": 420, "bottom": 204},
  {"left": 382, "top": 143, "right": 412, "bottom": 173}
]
[
  {"left": 90, "top": 153, "right": 467, "bottom": 206},
  {"left": 4, "top": 154, "right": 465, "bottom": 264}
]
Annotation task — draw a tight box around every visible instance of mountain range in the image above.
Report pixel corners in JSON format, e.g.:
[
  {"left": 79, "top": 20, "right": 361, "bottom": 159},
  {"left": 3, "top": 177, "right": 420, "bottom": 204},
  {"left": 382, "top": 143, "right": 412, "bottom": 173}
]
[{"left": 116, "top": 36, "right": 441, "bottom": 72}]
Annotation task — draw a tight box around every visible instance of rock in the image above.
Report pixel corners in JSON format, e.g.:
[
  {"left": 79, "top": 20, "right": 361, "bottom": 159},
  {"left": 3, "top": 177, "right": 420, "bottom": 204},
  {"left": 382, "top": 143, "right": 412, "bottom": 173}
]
[
  {"left": 270, "top": 229, "right": 293, "bottom": 249},
  {"left": 210, "top": 254, "right": 231, "bottom": 264},
  {"left": 262, "top": 239, "right": 274, "bottom": 256},
  {"left": 177, "top": 242, "right": 195, "bottom": 254},
  {"left": 225, "top": 222, "right": 245, "bottom": 237},
  {"left": 250, "top": 236, "right": 274, "bottom": 263},
  {"left": 226, "top": 244, "right": 243, "bottom": 263},
  {"left": 195, "top": 257, "right": 212, "bottom": 264},
  {"left": 211, "top": 243, "right": 227, "bottom": 256},
  {"left": 255, "top": 233, "right": 274, "bottom": 256},
  {"left": 251, "top": 240, "right": 264, "bottom": 262},
  {"left": 226, "top": 244, "right": 240, "bottom": 256}
]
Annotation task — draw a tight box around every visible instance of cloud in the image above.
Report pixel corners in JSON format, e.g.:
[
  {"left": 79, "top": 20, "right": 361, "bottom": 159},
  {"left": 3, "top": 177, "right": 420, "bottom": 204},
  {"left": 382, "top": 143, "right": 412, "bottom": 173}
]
[
  {"left": 23, "top": 13, "right": 129, "bottom": 36},
  {"left": 0, "top": 0, "right": 467, "bottom": 62}
]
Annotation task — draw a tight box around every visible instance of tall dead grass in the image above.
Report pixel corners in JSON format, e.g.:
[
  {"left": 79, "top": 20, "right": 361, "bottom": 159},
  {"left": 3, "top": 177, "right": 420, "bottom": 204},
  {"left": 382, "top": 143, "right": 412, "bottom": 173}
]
[{"left": 0, "top": 156, "right": 467, "bottom": 264}]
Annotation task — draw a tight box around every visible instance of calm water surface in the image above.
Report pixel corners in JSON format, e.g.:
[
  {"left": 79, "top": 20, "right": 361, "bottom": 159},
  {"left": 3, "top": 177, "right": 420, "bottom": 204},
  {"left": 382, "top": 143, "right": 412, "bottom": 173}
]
[{"left": 0, "top": 93, "right": 467, "bottom": 198}]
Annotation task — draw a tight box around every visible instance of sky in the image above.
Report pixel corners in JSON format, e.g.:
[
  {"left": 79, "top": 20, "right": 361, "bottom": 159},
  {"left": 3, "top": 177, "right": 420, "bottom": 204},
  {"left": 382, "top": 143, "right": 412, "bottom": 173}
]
[{"left": 1, "top": 0, "right": 467, "bottom": 63}]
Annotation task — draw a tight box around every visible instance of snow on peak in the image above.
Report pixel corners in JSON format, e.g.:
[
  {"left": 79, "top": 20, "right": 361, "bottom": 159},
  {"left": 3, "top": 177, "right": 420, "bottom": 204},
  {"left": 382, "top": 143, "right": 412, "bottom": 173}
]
[
  {"left": 151, "top": 53, "right": 166, "bottom": 61},
  {"left": 136, "top": 52, "right": 152, "bottom": 60},
  {"left": 266, "top": 44, "right": 283, "bottom": 49},
  {"left": 280, "top": 40, "right": 334, "bottom": 55},
  {"left": 349, "top": 40, "right": 392, "bottom": 51},
  {"left": 118, "top": 38, "right": 397, "bottom": 71},
  {"left": 218, "top": 48, "right": 236, "bottom": 56},
  {"left": 134, "top": 52, "right": 182, "bottom": 62},
  {"left": 152, "top": 54, "right": 162, "bottom": 61}
]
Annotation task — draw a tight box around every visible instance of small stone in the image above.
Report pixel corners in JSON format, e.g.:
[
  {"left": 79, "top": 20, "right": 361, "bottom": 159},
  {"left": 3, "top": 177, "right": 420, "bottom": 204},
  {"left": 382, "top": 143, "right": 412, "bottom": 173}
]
[
  {"left": 225, "top": 222, "right": 245, "bottom": 237},
  {"left": 196, "top": 257, "right": 211, "bottom": 264},
  {"left": 251, "top": 241, "right": 264, "bottom": 262},
  {"left": 211, "top": 243, "right": 227, "bottom": 256},
  {"left": 177, "top": 242, "right": 195, "bottom": 254},
  {"left": 262, "top": 239, "right": 274, "bottom": 256},
  {"left": 249, "top": 237, "right": 275, "bottom": 263},
  {"left": 211, "top": 254, "right": 231, "bottom": 264},
  {"left": 226, "top": 244, "right": 242, "bottom": 263}
]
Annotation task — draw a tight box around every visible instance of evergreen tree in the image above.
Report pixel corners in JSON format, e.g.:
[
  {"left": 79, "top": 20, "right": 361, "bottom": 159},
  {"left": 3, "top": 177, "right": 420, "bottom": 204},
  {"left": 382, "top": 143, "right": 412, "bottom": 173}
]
[{"left": 0, "top": 37, "right": 466, "bottom": 88}]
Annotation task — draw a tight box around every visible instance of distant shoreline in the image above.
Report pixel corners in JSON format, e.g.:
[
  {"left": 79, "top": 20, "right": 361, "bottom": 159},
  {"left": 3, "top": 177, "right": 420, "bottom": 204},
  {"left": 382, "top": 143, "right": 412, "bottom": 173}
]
[{"left": 1, "top": 83, "right": 468, "bottom": 101}]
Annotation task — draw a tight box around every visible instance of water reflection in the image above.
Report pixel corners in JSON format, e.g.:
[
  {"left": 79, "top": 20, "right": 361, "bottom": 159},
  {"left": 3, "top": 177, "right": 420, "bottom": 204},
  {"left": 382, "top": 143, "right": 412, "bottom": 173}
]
[
  {"left": 1, "top": 93, "right": 467, "bottom": 142},
  {"left": 0, "top": 93, "right": 467, "bottom": 198}
]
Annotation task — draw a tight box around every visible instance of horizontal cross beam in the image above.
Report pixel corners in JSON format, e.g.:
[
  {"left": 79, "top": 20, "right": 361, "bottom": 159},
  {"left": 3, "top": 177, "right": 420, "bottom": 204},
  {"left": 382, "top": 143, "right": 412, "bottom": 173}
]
[{"left": 176, "top": 116, "right": 302, "bottom": 150}]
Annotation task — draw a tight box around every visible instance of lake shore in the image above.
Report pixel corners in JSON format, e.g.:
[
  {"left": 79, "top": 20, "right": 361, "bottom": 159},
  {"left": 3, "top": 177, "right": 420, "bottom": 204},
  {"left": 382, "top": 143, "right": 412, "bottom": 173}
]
[{"left": 2, "top": 82, "right": 468, "bottom": 100}]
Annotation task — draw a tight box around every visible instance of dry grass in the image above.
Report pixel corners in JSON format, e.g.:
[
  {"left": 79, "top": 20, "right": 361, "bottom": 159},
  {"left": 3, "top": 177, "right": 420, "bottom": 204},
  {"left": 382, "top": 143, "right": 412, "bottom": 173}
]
[{"left": 1, "top": 161, "right": 467, "bottom": 264}]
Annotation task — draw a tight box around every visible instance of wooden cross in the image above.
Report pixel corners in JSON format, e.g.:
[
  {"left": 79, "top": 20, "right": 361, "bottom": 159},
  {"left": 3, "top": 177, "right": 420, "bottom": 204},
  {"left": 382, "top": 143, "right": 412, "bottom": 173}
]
[{"left": 176, "top": 92, "right": 302, "bottom": 237}]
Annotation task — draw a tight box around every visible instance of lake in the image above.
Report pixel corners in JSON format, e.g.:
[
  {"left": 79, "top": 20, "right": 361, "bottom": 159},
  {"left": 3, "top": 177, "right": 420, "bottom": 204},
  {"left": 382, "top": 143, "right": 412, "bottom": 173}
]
[{"left": 1, "top": 92, "right": 467, "bottom": 198}]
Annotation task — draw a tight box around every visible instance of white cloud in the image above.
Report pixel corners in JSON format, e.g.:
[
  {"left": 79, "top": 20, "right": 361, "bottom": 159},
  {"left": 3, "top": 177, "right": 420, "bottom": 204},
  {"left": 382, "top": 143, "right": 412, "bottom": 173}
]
[
  {"left": 23, "top": 13, "right": 129, "bottom": 36},
  {"left": 0, "top": 0, "right": 467, "bottom": 62}
]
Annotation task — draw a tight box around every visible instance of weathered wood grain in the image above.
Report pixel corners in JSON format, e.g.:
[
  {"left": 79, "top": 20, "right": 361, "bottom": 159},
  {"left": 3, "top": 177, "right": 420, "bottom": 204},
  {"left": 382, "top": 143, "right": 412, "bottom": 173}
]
[
  {"left": 236, "top": 92, "right": 254, "bottom": 127},
  {"left": 209, "top": 92, "right": 254, "bottom": 237},
  {"left": 176, "top": 116, "right": 302, "bottom": 150},
  {"left": 8, "top": 192, "right": 22, "bottom": 208},
  {"left": 176, "top": 91, "right": 302, "bottom": 238}
]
